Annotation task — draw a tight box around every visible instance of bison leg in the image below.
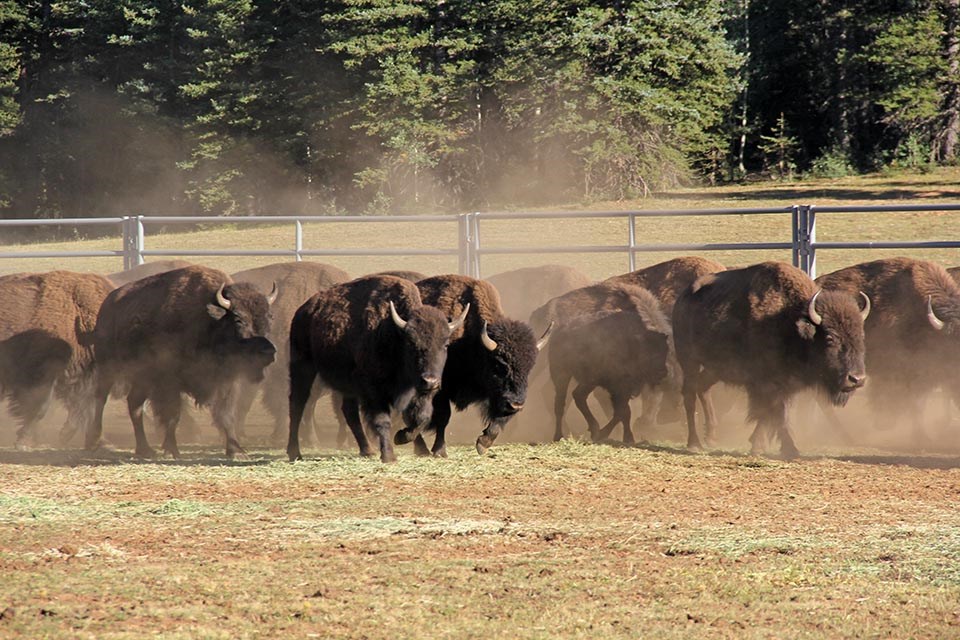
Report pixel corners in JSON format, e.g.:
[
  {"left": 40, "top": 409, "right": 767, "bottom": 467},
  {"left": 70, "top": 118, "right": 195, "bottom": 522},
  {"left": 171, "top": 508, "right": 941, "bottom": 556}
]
[
  {"left": 423, "top": 395, "right": 452, "bottom": 458},
  {"left": 341, "top": 396, "right": 375, "bottom": 458},
  {"left": 127, "top": 385, "right": 157, "bottom": 459},
  {"left": 476, "top": 420, "right": 505, "bottom": 455},
  {"left": 211, "top": 382, "right": 247, "bottom": 460},
  {"left": 152, "top": 388, "right": 183, "bottom": 459},
  {"left": 749, "top": 395, "right": 798, "bottom": 459},
  {"left": 599, "top": 393, "right": 633, "bottom": 444},
  {"left": 330, "top": 391, "right": 350, "bottom": 448},
  {"left": 571, "top": 383, "right": 601, "bottom": 442},
  {"left": 232, "top": 379, "right": 259, "bottom": 442},
  {"left": 681, "top": 382, "right": 702, "bottom": 451},
  {"left": 363, "top": 407, "right": 397, "bottom": 463},
  {"left": 85, "top": 372, "right": 113, "bottom": 451},
  {"left": 636, "top": 386, "right": 663, "bottom": 428},
  {"left": 10, "top": 383, "right": 54, "bottom": 450},
  {"left": 287, "top": 356, "right": 318, "bottom": 461},
  {"left": 551, "top": 370, "right": 572, "bottom": 442}
]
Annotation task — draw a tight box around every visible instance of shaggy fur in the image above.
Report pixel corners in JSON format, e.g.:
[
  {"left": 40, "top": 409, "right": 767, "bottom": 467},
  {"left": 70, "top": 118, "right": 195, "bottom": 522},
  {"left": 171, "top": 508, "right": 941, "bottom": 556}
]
[
  {"left": 817, "top": 257, "right": 960, "bottom": 437},
  {"left": 0, "top": 271, "right": 113, "bottom": 448},
  {"left": 404, "top": 274, "right": 543, "bottom": 456},
  {"left": 486, "top": 264, "right": 594, "bottom": 322},
  {"left": 287, "top": 275, "right": 455, "bottom": 463},
  {"left": 89, "top": 266, "right": 276, "bottom": 458},
  {"left": 376, "top": 270, "right": 427, "bottom": 282},
  {"left": 108, "top": 260, "right": 194, "bottom": 287},
  {"left": 549, "top": 285, "right": 672, "bottom": 444},
  {"left": 674, "top": 262, "right": 867, "bottom": 458}
]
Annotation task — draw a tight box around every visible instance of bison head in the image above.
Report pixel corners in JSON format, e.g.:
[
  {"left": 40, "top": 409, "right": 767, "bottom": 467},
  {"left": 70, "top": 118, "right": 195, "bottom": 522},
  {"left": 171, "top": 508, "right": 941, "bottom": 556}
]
[
  {"left": 797, "top": 289, "right": 868, "bottom": 406},
  {"left": 206, "top": 282, "right": 277, "bottom": 383},
  {"left": 471, "top": 318, "right": 551, "bottom": 423},
  {"left": 389, "top": 301, "right": 468, "bottom": 396}
]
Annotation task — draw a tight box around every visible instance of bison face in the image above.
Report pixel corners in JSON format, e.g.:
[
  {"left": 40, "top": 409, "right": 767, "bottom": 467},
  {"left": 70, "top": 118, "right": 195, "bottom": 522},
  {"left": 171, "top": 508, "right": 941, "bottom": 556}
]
[
  {"left": 394, "top": 305, "right": 456, "bottom": 395},
  {"left": 206, "top": 282, "right": 277, "bottom": 382},
  {"left": 475, "top": 319, "right": 540, "bottom": 421},
  {"left": 633, "top": 330, "right": 671, "bottom": 386},
  {"left": 799, "top": 290, "right": 867, "bottom": 406}
]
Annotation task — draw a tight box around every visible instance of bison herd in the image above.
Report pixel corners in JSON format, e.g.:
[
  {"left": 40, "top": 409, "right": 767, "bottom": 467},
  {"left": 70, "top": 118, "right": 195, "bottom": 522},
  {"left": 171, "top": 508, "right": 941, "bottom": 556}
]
[{"left": 1, "top": 255, "right": 959, "bottom": 461}]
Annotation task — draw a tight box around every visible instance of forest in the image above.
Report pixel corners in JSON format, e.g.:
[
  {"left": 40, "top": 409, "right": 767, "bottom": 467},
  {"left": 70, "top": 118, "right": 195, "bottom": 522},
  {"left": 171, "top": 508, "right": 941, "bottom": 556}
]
[{"left": 1, "top": 0, "right": 958, "bottom": 218}]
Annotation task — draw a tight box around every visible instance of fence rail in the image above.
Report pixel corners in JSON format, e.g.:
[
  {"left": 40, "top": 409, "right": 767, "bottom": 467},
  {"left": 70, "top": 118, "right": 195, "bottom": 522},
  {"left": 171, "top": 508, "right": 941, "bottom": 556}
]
[{"left": 2, "top": 204, "right": 960, "bottom": 278}]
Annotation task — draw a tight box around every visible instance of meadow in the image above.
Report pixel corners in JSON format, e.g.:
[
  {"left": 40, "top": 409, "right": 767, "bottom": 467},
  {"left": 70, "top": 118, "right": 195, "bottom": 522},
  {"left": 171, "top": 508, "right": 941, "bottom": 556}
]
[{"left": 2, "top": 169, "right": 960, "bottom": 638}]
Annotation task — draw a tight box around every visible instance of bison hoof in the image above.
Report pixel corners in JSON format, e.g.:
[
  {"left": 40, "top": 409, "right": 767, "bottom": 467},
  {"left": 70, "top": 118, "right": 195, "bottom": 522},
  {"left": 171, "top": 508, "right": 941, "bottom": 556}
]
[
  {"left": 287, "top": 450, "right": 302, "bottom": 462},
  {"left": 432, "top": 447, "right": 448, "bottom": 459},
  {"left": 686, "top": 441, "right": 703, "bottom": 453},
  {"left": 779, "top": 446, "right": 800, "bottom": 461},
  {"left": 476, "top": 438, "right": 491, "bottom": 455},
  {"left": 380, "top": 452, "right": 398, "bottom": 464},
  {"left": 394, "top": 429, "right": 416, "bottom": 445},
  {"left": 135, "top": 446, "right": 158, "bottom": 459}
]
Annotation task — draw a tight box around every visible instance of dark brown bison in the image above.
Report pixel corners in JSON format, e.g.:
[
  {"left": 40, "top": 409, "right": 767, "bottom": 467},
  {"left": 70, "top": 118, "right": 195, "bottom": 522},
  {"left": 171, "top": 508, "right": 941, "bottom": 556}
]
[
  {"left": 0, "top": 271, "right": 114, "bottom": 448},
  {"left": 287, "top": 275, "right": 468, "bottom": 463},
  {"left": 231, "top": 261, "right": 351, "bottom": 443},
  {"left": 817, "top": 257, "right": 960, "bottom": 441},
  {"left": 88, "top": 265, "right": 277, "bottom": 458},
  {"left": 486, "top": 265, "right": 593, "bottom": 322},
  {"left": 108, "top": 260, "right": 194, "bottom": 287},
  {"left": 673, "top": 262, "right": 868, "bottom": 458},
  {"left": 605, "top": 256, "right": 728, "bottom": 426},
  {"left": 393, "top": 275, "right": 550, "bottom": 456},
  {"left": 376, "top": 270, "right": 427, "bottom": 282},
  {"left": 549, "top": 285, "right": 671, "bottom": 444}
]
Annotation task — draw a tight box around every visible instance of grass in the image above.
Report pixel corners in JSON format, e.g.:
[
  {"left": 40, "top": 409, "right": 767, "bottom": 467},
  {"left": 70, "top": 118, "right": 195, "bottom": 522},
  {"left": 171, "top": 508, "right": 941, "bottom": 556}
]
[
  {"left": 2, "top": 439, "right": 960, "bottom": 638},
  {"left": 3, "top": 167, "right": 960, "bottom": 279}
]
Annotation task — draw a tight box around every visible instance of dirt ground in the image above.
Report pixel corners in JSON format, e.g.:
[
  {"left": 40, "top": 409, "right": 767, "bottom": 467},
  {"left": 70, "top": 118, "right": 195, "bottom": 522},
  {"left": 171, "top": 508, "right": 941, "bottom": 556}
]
[{"left": 2, "top": 392, "right": 960, "bottom": 639}]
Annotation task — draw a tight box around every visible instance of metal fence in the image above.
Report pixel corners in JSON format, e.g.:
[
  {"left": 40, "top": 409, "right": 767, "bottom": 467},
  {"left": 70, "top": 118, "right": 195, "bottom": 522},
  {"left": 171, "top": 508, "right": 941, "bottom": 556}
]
[{"left": 2, "top": 203, "right": 960, "bottom": 278}]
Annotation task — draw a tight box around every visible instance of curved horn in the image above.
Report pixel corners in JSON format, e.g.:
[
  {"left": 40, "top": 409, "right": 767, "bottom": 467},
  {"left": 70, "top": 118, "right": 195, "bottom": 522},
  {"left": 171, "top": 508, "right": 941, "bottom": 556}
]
[
  {"left": 449, "top": 303, "right": 470, "bottom": 332},
  {"left": 216, "top": 283, "right": 232, "bottom": 310},
  {"left": 858, "top": 291, "right": 871, "bottom": 321},
  {"left": 536, "top": 320, "right": 554, "bottom": 351},
  {"left": 266, "top": 281, "right": 278, "bottom": 305},
  {"left": 927, "top": 295, "right": 945, "bottom": 331},
  {"left": 480, "top": 320, "right": 498, "bottom": 351},
  {"left": 807, "top": 289, "right": 823, "bottom": 326},
  {"left": 389, "top": 301, "right": 408, "bottom": 331}
]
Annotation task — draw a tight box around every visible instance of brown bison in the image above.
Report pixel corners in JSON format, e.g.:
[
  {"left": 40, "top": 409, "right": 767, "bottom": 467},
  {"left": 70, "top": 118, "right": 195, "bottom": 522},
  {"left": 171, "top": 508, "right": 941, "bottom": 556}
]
[
  {"left": 486, "top": 265, "right": 593, "bottom": 322},
  {"left": 231, "top": 261, "right": 351, "bottom": 443},
  {"left": 549, "top": 285, "right": 672, "bottom": 444},
  {"left": 605, "top": 256, "right": 727, "bottom": 426},
  {"left": 108, "top": 260, "right": 194, "bottom": 287},
  {"left": 394, "top": 275, "right": 550, "bottom": 456},
  {"left": 605, "top": 256, "right": 727, "bottom": 315},
  {"left": 287, "top": 275, "right": 468, "bottom": 463},
  {"left": 0, "top": 271, "right": 114, "bottom": 448},
  {"left": 88, "top": 265, "right": 277, "bottom": 458},
  {"left": 673, "top": 262, "right": 869, "bottom": 458},
  {"left": 817, "top": 257, "right": 960, "bottom": 441}
]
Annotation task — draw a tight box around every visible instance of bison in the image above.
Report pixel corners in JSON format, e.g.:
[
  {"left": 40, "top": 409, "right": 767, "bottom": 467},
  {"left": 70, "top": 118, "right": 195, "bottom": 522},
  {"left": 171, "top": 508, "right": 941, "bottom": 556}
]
[
  {"left": 605, "top": 256, "right": 727, "bottom": 427},
  {"left": 817, "top": 257, "right": 960, "bottom": 442},
  {"left": 549, "top": 285, "right": 672, "bottom": 444},
  {"left": 87, "top": 265, "right": 277, "bottom": 458},
  {"left": 231, "top": 261, "right": 351, "bottom": 443},
  {"left": 108, "top": 260, "right": 194, "bottom": 287},
  {"left": 376, "top": 270, "right": 427, "bottom": 282},
  {"left": 486, "top": 264, "right": 593, "bottom": 322},
  {"left": 673, "top": 261, "right": 869, "bottom": 458},
  {"left": 287, "top": 275, "right": 468, "bottom": 463},
  {"left": 0, "top": 271, "right": 114, "bottom": 448},
  {"left": 392, "top": 275, "right": 550, "bottom": 456}
]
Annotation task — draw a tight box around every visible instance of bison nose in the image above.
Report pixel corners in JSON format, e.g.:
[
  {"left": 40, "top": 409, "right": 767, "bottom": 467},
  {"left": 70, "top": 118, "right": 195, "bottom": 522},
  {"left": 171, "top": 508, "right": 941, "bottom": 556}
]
[
  {"left": 420, "top": 376, "right": 441, "bottom": 391},
  {"left": 846, "top": 373, "right": 865, "bottom": 389},
  {"left": 261, "top": 341, "right": 277, "bottom": 356}
]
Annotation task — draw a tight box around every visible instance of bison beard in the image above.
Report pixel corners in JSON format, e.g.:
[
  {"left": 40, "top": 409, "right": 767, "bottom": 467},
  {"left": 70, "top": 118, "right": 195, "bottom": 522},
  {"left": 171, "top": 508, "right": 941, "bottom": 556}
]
[
  {"left": 88, "top": 266, "right": 276, "bottom": 459},
  {"left": 287, "top": 276, "right": 466, "bottom": 463},
  {"left": 673, "top": 262, "right": 868, "bottom": 458}
]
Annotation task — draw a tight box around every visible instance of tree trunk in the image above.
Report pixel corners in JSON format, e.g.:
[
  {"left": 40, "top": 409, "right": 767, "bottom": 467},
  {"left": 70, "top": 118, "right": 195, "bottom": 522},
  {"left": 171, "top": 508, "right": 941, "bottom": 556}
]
[{"left": 941, "top": 0, "right": 960, "bottom": 161}]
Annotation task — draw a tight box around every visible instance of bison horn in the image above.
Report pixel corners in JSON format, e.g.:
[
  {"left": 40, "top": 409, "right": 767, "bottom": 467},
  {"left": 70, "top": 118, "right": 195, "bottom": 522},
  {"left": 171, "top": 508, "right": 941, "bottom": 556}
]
[
  {"left": 449, "top": 303, "right": 470, "bottom": 332},
  {"left": 480, "top": 320, "right": 498, "bottom": 351},
  {"left": 266, "top": 282, "right": 278, "bottom": 305},
  {"left": 389, "top": 301, "right": 408, "bottom": 331},
  {"left": 807, "top": 290, "right": 823, "bottom": 326},
  {"left": 927, "top": 295, "right": 945, "bottom": 331},
  {"left": 859, "top": 291, "right": 871, "bottom": 321},
  {"left": 536, "top": 321, "right": 554, "bottom": 351},
  {"left": 216, "top": 283, "right": 232, "bottom": 311}
]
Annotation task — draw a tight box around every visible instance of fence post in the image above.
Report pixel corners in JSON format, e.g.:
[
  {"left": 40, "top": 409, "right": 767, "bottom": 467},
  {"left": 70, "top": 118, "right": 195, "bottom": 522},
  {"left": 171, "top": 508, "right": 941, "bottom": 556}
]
[
  {"left": 470, "top": 212, "right": 482, "bottom": 278},
  {"left": 790, "top": 205, "right": 800, "bottom": 269},
  {"left": 295, "top": 220, "right": 303, "bottom": 262},
  {"left": 796, "top": 204, "right": 817, "bottom": 278},
  {"left": 457, "top": 213, "right": 469, "bottom": 275},
  {"left": 627, "top": 213, "right": 636, "bottom": 272},
  {"left": 121, "top": 216, "right": 144, "bottom": 270}
]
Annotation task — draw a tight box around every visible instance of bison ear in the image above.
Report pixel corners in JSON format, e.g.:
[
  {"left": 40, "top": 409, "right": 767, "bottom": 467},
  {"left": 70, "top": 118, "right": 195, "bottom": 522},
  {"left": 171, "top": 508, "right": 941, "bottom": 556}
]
[
  {"left": 207, "top": 303, "right": 228, "bottom": 320},
  {"left": 796, "top": 318, "right": 817, "bottom": 341}
]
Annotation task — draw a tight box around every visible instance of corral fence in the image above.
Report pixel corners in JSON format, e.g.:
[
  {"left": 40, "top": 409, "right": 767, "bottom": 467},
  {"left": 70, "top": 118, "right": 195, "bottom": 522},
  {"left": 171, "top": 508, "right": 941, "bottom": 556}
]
[{"left": 1, "top": 204, "right": 960, "bottom": 279}]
